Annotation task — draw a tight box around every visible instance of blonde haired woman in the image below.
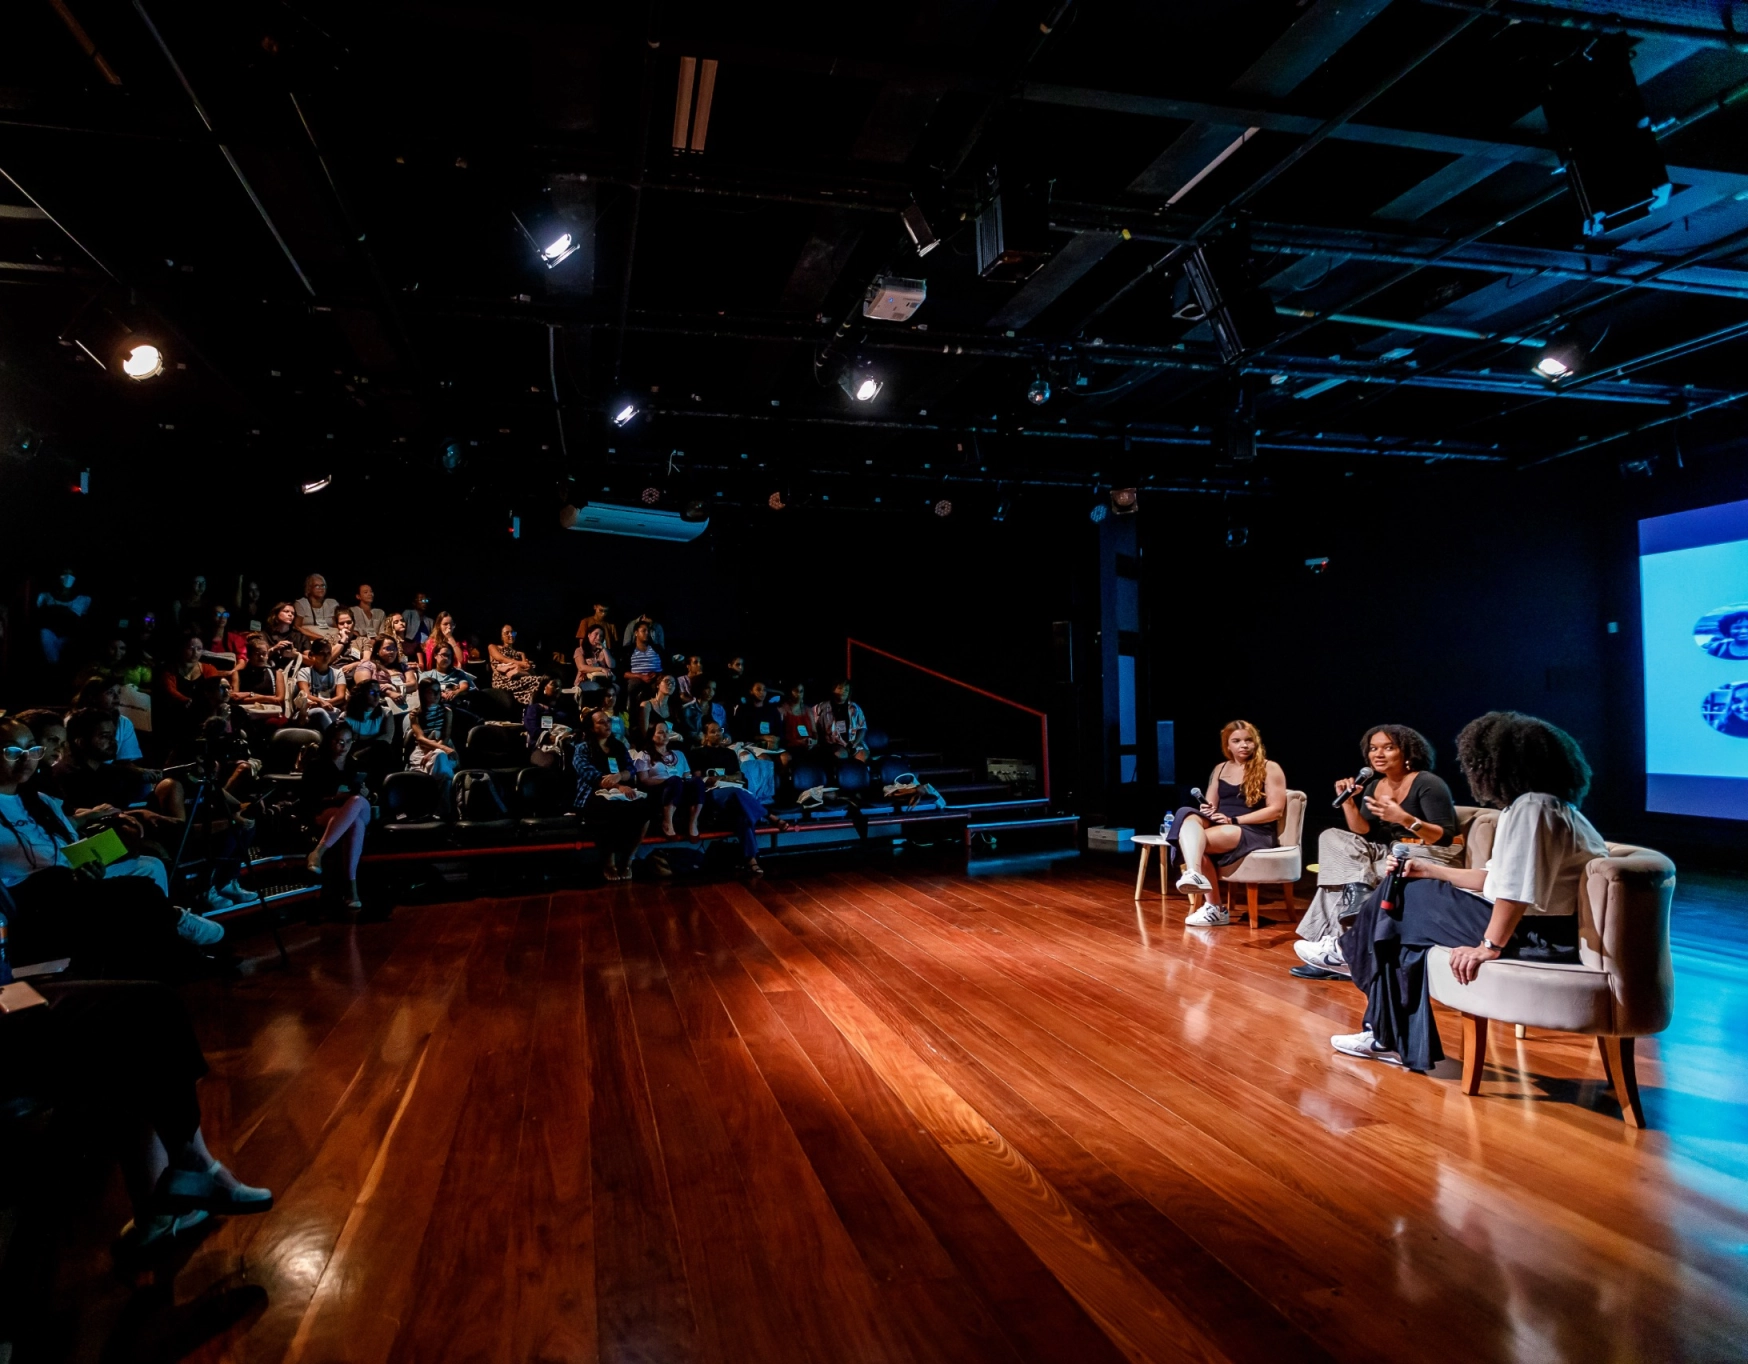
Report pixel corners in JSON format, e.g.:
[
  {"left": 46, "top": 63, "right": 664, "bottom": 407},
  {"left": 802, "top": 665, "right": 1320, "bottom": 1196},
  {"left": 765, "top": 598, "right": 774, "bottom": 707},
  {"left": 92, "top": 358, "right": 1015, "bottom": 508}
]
[{"left": 1165, "top": 719, "right": 1287, "bottom": 926}]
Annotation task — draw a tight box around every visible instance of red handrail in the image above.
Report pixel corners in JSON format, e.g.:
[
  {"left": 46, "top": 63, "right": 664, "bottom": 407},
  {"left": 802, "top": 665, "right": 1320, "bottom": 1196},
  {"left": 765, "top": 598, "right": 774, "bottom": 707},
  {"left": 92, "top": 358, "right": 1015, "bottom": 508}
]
[{"left": 846, "top": 637, "right": 1050, "bottom": 799}]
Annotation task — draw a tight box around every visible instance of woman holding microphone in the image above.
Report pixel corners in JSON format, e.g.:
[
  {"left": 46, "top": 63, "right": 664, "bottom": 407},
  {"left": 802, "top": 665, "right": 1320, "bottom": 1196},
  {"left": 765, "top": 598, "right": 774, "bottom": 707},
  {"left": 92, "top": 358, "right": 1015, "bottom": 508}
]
[{"left": 1165, "top": 720, "right": 1287, "bottom": 926}]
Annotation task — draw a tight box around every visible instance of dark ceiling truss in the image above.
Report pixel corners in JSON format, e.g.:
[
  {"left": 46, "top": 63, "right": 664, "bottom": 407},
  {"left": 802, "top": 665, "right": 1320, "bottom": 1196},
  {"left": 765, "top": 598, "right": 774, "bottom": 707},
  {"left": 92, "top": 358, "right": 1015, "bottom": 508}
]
[{"left": 1417, "top": 0, "right": 1748, "bottom": 51}]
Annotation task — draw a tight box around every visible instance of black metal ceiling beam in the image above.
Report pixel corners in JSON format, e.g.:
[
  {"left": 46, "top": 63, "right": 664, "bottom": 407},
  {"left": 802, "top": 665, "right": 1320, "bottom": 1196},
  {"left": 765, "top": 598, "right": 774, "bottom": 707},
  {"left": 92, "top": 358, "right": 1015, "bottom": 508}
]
[{"left": 1416, "top": 0, "right": 1748, "bottom": 52}]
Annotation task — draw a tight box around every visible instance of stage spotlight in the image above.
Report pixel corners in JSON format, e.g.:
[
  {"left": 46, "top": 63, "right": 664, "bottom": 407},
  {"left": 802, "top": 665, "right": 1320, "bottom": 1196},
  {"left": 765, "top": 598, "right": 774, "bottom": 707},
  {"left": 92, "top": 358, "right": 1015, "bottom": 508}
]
[
  {"left": 1110, "top": 487, "right": 1138, "bottom": 515},
  {"left": 641, "top": 486, "right": 661, "bottom": 505},
  {"left": 992, "top": 498, "right": 1010, "bottom": 522},
  {"left": 539, "top": 231, "right": 581, "bottom": 268},
  {"left": 302, "top": 474, "right": 332, "bottom": 494},
  {"left": 611, "top": 400, "right": 640, "bottom": 427},
  {"left": 934, "top": 499, "right": 952, "bottom": 518},
  {"left": 121, "top": 341, "right": 164, "bottom": 381},
  {"left": 838, "top": 356, "right": 882, "bottom": 402},
  {"left": 1533, "top": 341, "right": 1585, "bottom": 383},
  {"left": 1225, "top": 525, "right": 1249, "bottom": 550},
  {"left": 768, "top": 491, "right": 786, "bottom": 510},
  {"left": 901, "top": 201, "right": 939, "bottom": 257},
  {"left": 1027, "top": 373, "right": 1051, "bottom": 406},
  {"left": 1088, "top": 502, "right": 1108, "bottom": 524}
]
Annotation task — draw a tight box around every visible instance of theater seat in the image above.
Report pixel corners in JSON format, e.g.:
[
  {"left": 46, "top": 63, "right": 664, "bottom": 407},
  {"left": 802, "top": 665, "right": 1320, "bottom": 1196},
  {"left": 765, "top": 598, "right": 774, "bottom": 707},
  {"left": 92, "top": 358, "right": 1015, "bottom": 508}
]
[
  {"left": 450, "top": 769, "right": 516, "bottom": 843},
  {"left": 863, "top": 727, "right": 888, "bottom": 755},
  {"left": 265, "top": 726, "right": 321, "bottom": 779},
  {"left": 377, "top": 771, "right": 448, "bottom": 847},
  {"left": 465, "top": 721, "right": 530, "bottom": 775},
  {"left": 515, "top": 765, "right": 581, "bottom": 838},
  {"left": 469, "top": 687, "right": 523, "bottom": 723},
  {"left": 1428, "top": 834, "right": 1675, "bottom": 1127},
  {"left": 832, "top": 760, "right": 892, "bottom": 815}
]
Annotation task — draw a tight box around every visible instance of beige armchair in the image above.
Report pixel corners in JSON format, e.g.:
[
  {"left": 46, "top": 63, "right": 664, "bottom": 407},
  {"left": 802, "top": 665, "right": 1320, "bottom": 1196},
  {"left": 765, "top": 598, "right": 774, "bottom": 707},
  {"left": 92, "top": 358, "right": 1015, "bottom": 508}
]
[
  {"left": 1429, "top": 806, "right": 1676, "bottom": 1126},
  {"left": 1220, "top": 789, "right": 1307, "bottom": 929}
]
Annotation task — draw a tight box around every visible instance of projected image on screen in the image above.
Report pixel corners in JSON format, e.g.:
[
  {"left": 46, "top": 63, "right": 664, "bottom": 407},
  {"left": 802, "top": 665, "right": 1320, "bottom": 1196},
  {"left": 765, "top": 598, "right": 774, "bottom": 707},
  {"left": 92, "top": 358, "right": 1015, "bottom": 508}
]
[{"left": 1641, "top": 499, "right": 1748, "bottom": 819}]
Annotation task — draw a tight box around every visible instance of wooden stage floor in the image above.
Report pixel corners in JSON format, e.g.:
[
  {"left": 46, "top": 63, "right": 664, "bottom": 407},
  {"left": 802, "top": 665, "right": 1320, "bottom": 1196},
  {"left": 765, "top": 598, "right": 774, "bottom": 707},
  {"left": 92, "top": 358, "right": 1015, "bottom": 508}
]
[{"left": 36, "top": 860, "right": 1748, "bottom": 1362}]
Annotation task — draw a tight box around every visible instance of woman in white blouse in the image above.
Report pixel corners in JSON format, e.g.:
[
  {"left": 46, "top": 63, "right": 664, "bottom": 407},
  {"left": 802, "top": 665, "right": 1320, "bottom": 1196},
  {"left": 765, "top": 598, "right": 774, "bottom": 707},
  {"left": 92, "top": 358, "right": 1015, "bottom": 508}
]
[{"left": 1330, "top": 711, "right": 1607, "bottom": 1073}]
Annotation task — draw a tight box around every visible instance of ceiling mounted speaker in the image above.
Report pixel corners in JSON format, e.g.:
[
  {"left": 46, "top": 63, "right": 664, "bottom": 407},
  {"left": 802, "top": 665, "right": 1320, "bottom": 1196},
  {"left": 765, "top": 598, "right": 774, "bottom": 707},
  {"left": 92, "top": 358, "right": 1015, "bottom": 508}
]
[{"left": 1544, "top": 35, "right": 1671, "bottom": 238}]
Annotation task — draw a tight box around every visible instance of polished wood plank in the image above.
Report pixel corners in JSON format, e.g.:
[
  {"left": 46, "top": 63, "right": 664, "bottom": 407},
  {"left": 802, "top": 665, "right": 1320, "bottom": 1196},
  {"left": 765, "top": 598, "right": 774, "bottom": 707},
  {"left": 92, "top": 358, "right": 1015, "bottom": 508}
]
[{"left": 34, "top": 860, "right": 1748, "bottom": 1363}]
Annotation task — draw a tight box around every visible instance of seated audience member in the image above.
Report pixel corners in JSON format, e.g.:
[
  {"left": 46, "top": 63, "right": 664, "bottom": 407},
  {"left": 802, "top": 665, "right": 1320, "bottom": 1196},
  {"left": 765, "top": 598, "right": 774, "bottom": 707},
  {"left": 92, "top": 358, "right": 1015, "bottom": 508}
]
[
  {"left": 523, "top": 676, "right": 573, "bottom": 750},
  {"left": 231, "top": 633, "right": 287, "bottom": 721},
  {"left": 419, "top": 643, "right": 473, "bottom": 703},
  {"left": 262, "top": 600, "right": 303, "bottom": 669},
  {"left": 352, "top": 583, "right": 387, "bottom": 639},
  {"left": 723, "top": 655, "right": 748, "bottom": 704},
  {"left": 571, "top": 709, "right": 651, "bottom": 882},
  {"left": 1164, "top": 720, "right": 1287, "bottom": 927},
  {"left": 200, "top": 605, "right": 250, "bottom": 663},
  {"left": 638, "top": 673, "right": 681, "bottom": 742},
  {"left": 677, "top": 655, "right": 706, "bottom": 698},
  {"left": 1292, "top": 725, "right": 1463, "bottom": 980},
  {"left": 237, "top": 576, "right": 265, "bottom": 631},
  {"left": 573, "top": 624, "right": 616, "bottom": 697},
  {"left": 72, "top": 676, "right": 145, "bottom": 762},
  {"left": 623, "top": 609, "right": 666, "bottom": 653},
  {"left": 731, "top": 680, "right": 782, "bottom": 751},
  {"left": 401, "top": 592, "right": 434, "bottom": 646},
  {"left": 776, "top": 682, "right": 817, "bottom": 756},
  {"left": 0, "top": 716, "right": 223, "bottom": 967},
  {"left": 293, "top": 574, "right": 338, "bottom": 643},
  {"left": 1332, "top": 711, "right": 1606, "bottom": 1073},
  {"left": 330, "top": 609, "right": 364, "bottom": 675},
  {"left": 422, "top": 611, "right": 468, "bottom": 671},
  {"left": 696, "top": 720, "right": 776, "bottom": 876},
  {"left": 342, "top": 676, "right": 391, "bottom": 746},
  {"left": 175, "top": 574, "right": 208, "bottom": 626},
  {"left": 622, "top": 621, "right": 663, "bottom": 708},
  {"left": 295, "top": 640, "right": 348, "bottom": 731},
  {"left": 371, "top": 635, "right": 418, "bottom": 710},
  {"left": 407, "top": 678, "right": 460, "bottom": 782},
  {"left": 152, "top": 682, "right": 259, "bottom": 908},
  {"left": 13, "top": 709, "right": 68, "bottom": 772},
  {"left": 298, "top": 722, "right": 370, "bottom": 912},
  {"left": 680, "top": 678, "right": 722, "bottom": 742},
  {"left": 634, "top": 721, "right": 704, "bottom": 839},
  {"left": 0, "top": 978, "right": 272, "bottom": 1258},
  {"left": 489, "top": 623, "right": 541, "bottom": 704},
  {"left": 158, "top": 633, "right": 220, "bottom": 747},
  {"left": 575, "top": 602, "right": 618, "bottom": 651},
  {"left": 50, "top": 710, "right": 172, "bottom": 866},
  {"left": 812, "top": 681, "right": 869, "bottom": 761}
]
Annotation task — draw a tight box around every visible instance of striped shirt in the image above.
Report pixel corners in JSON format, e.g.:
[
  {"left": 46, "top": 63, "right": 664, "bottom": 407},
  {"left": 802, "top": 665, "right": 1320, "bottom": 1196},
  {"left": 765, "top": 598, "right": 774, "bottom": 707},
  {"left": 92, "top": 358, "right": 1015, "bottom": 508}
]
[{"left": 629, "top": 646, "right": 661, "bottom": 674}]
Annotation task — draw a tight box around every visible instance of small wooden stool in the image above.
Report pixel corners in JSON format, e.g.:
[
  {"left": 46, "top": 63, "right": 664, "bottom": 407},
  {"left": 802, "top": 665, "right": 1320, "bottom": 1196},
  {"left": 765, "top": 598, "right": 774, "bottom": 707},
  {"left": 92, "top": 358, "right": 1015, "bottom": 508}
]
[{"left": 1132, "top": 834, "right": 1171, "bottom": 899}]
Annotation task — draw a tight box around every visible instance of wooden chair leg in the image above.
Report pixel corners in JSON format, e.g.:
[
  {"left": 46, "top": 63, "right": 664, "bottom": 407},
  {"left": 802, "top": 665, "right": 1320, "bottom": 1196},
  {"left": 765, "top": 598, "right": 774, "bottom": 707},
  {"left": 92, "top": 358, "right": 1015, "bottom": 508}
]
[
  {"left": 1281, "top": 883, "right": 1296, "bottom": 916},
  {"left": 1459, "top": 1013, "right": 1488, "bottom": 1096},
  {"left": 1133, "top": 845, "right": 1151, "bottom": 900},
  {"left": 1245, "top": 883, "right": 1259, "bottom": 929},
  {"left": 1514, "top": 1023, "right": 1527, "bottom": 1039},
  {"left": 1599, "top": 1036, "right": 1646, "bottom": 1128}
]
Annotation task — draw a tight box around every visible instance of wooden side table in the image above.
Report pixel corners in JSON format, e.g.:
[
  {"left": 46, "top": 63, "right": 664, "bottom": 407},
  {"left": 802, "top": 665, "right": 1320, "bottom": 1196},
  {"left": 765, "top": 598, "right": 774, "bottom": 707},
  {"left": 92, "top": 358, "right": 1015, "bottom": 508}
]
[{"left": 1131, "top": 834, "right": 1170, "bottom": 899}]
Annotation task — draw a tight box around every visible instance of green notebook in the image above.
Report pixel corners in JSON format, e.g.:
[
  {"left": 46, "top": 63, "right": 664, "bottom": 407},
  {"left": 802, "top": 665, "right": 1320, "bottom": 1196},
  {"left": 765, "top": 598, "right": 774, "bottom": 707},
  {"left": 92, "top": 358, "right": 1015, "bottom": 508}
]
[{"left": 63, "top": 827, "right": 130, "bottom": 871}]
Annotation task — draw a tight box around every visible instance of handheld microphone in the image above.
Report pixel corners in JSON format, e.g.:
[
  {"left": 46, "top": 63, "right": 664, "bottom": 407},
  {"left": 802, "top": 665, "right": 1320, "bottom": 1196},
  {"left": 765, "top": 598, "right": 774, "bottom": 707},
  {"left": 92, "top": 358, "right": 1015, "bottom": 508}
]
[
  {"left": 1379, "top": 849, "right": 1408, "bottom": 914},
  {"left": 1189, "top": 786, "right": 1206, "bottom": 811},
  {"left": 1332, "top": 766, "right": 1375, "bottom": 808}
]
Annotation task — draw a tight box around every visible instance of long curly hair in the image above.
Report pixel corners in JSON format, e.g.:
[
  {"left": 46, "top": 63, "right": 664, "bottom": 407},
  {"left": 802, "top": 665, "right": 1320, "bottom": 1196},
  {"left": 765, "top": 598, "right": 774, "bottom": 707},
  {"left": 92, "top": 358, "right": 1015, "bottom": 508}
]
[
  {"left": 1456, "top": 711, "right": 1591, "bottom": 808},
  {"left": 1220, "top": 719, "right": 1269, "bottom": 807}
]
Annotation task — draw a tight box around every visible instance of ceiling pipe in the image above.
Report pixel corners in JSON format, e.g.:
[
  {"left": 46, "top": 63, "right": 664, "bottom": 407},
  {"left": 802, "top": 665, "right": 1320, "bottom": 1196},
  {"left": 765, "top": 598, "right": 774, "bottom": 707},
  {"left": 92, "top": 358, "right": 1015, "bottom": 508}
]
[
  {"left": 131, "top": 0, "right": 316, "bottom": 297},
  {"left": 612, "top": 1, "right": 663, "bottom": 389},
  {"left": 1523, "top": 390, "right": 1748, "bottom": 468}
]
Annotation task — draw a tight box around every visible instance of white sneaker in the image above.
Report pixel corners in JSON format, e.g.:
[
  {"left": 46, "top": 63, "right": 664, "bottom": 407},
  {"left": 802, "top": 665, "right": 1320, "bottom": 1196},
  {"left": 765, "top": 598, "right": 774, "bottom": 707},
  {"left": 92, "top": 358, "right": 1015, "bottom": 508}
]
[
  {"left": 193, "top": 887, "right": 231, "bottom": 914},
  {"left": 214, "top": 879, "right": 257, "bottom": 905},
  {"left": 1294, "top": 936, "right": 1349, "bottom": 975},
  {"left": 1330, "top": 1029, "right": 1400, "bottom": 1065},
  {"left": 175, "top": 908, "right": 226, "bottom": 947},
  {"left": 1183, "top": 901, "right": 1230, "bottom": 926},
  {"left": 1176, "top": 869, "right": 1212, "bottom": 893}
]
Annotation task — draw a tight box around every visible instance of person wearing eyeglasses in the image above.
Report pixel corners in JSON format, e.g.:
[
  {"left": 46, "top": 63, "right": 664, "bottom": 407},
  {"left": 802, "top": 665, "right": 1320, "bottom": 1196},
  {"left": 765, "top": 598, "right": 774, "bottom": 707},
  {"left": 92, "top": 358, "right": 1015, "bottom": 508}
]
[{"left": 0, "top": 716, "right": 224, "bottom": 971}]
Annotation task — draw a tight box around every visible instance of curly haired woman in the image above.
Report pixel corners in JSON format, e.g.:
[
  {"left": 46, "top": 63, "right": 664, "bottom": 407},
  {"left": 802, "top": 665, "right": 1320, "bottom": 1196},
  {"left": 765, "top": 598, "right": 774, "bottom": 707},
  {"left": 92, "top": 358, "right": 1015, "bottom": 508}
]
[{"left": 1164, "top": 720, "right": 1287, "bottom": 926}]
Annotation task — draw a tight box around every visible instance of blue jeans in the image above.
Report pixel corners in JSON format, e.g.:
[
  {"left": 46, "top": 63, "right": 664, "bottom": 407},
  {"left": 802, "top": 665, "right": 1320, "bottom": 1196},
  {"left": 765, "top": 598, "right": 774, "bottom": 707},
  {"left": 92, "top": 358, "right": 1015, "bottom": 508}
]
[{"left": 706, "top": 786, "right": 766, "bottom": 860}]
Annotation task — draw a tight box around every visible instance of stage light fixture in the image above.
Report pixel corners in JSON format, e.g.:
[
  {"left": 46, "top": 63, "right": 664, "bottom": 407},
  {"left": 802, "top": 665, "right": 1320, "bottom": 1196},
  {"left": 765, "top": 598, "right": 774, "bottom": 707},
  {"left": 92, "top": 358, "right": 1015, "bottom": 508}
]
[
  {"left": 768, "top": 491, "right": 786, "bottom": 510},
  {"left": 837, "top": 356, "right": 882, "bottom": 403},
  {"left": 1225, "top": 525, "right": 1249, "bottom": 550},
  {"left": 641, "top": 486, "right": 661, "bottom": 505},
  {"left": 934, "top": 499, "right": 952, "bottom": 518},
  {"left": 120, "top": 341, "right": 164, "bottom": 381},
  {"left": 992, "top": 498, "right": 1010, "bottom": 522},
  {"left": 901, "top": 201, "right": 939, "bottom": 257},
  {"left": 1110, "top": 487, "right": 1138, "bottom": 515},
  {"left": 1027, "top": 373, "right": 1051, "bottom": 406},
  {"left": 611, "top": 400, "right": 640, "bottom": 427},
  {"left": 539, "top": 231, "right": 580, "bottom": 268},
  {"left": 1532, "top": 341, "right": 1585, "bottom": 383},
  {"left": 302, "top": 474, "right": 332, "bottom": 494},
  {"left": 1088, "top": 502, "right": 1108, "bottom": 524}
]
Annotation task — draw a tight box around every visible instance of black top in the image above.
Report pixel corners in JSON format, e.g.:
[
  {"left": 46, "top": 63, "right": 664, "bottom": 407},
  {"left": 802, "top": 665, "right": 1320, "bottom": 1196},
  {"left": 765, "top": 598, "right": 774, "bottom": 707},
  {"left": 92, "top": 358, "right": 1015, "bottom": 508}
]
[
  {"left": 697, "top": 747, "right": 744, "bottom": 779},
  {"left": 1356, "top": 771, "right": 1458, "bottom": 846},
  {"left": 299, "top": 752, "right": 365, "bottom": 811},
  {"left": 730, "top": 700, "right": 776, "bottom": 745}
]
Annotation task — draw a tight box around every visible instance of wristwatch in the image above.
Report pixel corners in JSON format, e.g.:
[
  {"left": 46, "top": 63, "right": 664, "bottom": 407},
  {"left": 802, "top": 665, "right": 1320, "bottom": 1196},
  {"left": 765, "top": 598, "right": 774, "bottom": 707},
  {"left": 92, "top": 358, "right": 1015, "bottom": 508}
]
[
  {"left": 1408, "top": 818, "right": 1423, "bottom": 835},
  {"left": 1481, "top": 936, "right": 1503, "bottom": 952}
]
